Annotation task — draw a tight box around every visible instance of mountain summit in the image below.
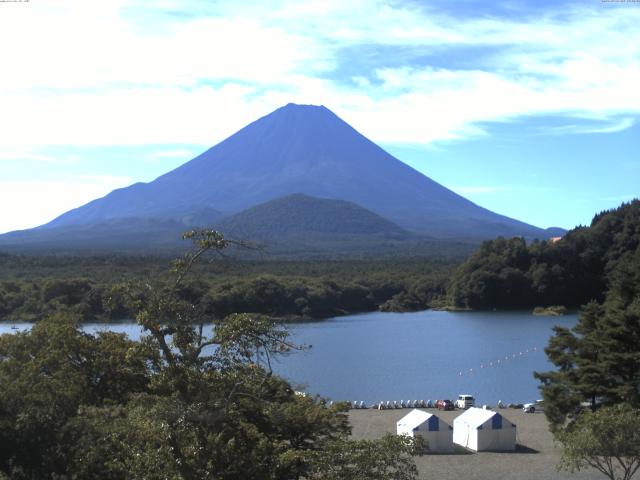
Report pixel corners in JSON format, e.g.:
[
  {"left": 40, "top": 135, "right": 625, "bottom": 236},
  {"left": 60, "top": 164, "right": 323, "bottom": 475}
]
[{"left": 14, "top": 103, "right": 549, "bottom": 245}]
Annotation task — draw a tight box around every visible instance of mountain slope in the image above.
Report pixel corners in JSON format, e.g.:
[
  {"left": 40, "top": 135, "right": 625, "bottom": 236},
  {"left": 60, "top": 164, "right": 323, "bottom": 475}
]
[
  {"left": 0, "top": 218, "right": 190, "bottom": 253},
  {"left": 41, "top": 103, "right": 549, "bottom": 239}
]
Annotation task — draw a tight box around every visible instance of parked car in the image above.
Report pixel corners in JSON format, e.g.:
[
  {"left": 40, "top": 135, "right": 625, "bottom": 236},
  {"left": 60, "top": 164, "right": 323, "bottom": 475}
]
[
  {"left": 455, "top": 394, "right": 475, "bottom": 409},
  {"left": 523, "top": 400, "right": 544, "bottom": 413},
  {"left": 435, "top": 399, "right": 454, "bottom": 410}
]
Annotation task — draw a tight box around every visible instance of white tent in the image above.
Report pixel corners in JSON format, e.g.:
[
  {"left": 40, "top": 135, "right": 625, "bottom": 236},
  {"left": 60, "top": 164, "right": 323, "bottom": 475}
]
[
  {"left": 396, "top": 409, "right": 454, "bottom": 453},
  {"left": 453, "top": 407, "right": 516, "bottom": 452}
]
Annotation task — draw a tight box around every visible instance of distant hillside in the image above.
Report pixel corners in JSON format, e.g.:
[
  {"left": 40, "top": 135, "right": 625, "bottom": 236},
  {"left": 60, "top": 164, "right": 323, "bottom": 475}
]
[
  {"left": 216, "top": 194, "right": 408, "bottom": 239},
  {"left": 0, "top": 218, "right": 191, "bottom": 254},
  {"left": 447, "top": 199, "right": 640, "bottom": 309},
  {"left": 0, "top": 203, "right": 476, "bottom": 259},
  {"left": 0, "top": 207, "right": 225, "bottom": 254},
  {"left": 543, "top": 227, "right": 567, "bottom": 237}
]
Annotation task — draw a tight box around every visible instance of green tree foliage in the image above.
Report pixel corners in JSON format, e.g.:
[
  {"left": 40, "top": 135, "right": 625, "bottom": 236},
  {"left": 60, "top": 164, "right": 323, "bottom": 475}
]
[
  {"left": 305, "top": 434, "right": 423, "bottom": 480},
  {"left": 557, "top": 404, "right": 640, "bottom": 480},
  {"left": 449, "top": 200, "right": 640, "bottom": 309},
  {"left": 0, "top": 253, "right": 454, "bottom": 322},
  {"left": 534, "top": 209, "right": 640, "bottom": 430},
  {"left": 0, "top": 313, "right": 152, "bottom": 478},
  {"left": 0, "top": 230, "right": 423, "bottom": 479}
]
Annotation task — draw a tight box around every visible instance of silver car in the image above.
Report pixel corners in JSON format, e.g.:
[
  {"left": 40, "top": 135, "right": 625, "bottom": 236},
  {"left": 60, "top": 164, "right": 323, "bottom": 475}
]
[{"left": 523, "top": 400, "right": 544, "bottom": 413}]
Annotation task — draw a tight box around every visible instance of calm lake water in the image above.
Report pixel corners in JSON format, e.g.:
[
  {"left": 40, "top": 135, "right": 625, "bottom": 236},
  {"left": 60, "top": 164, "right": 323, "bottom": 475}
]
[{"left": 1, "top": 310, "right": 576, "bottom": 406}]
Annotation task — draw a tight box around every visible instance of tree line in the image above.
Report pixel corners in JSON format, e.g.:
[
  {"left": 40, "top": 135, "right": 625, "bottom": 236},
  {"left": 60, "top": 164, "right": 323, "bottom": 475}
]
[
  {"left": 0, "top": 257, "right": 454, "bottom": 322},
  {"left": 531, "top": 201, "right": 640, "bottom": 480},
  {"left": 448, "top": 200, "right": 640, "bottom": 310}
]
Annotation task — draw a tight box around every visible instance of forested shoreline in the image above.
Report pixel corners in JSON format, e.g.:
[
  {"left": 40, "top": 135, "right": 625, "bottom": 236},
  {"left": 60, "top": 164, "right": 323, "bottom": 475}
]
[
  {"left": 0, "top": 255, "right": 454, "bottom": 323},
  {"left": 448, "top": 200, "right": 640, "bottom": 311}
]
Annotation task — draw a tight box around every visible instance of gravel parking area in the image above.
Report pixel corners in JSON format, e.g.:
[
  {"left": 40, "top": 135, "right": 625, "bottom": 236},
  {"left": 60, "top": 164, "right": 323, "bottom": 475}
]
[{"left": 349, "top": 408, "right": 602, "bottom": 480}]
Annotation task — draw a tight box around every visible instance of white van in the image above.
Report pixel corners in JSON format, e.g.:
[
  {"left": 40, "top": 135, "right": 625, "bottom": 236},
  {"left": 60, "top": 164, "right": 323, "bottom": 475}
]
[{"left": 455, "top": 394, "right": 475, "bottom": 409}]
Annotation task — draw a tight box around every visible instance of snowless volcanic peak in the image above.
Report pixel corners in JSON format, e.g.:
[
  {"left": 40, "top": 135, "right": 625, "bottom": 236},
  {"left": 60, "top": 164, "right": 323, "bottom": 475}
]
[{"left": 42, "top": 103, "right": 546, "bottom": 239}]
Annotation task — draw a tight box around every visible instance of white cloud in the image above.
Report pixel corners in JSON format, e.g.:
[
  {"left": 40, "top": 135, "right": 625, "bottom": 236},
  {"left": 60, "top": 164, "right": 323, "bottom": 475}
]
[
  {"left": 0, "top": 1, "right": 318, "bottom": 91},
  {"left": 0, "top": 175, "right": 133, "bottom": 234},
  {"left": 540, "top": 117, "right": 636, "bottom": 136},
  {"left": 0, "top": 149, "right": 79, "bottom": 164},
  {"left": 1, "top": 0, "right": 638, "bottom": 148},
  {"left": 147, "top": 149, "right": 194, "bottom": 162},
  {"left": 0, "top": 0, "right": 637, "bottom": 235}
]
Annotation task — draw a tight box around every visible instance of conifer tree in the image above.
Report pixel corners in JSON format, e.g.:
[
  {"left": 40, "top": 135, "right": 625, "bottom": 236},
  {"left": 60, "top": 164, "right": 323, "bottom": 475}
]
[{"left": 535, "top": 239, "right": 640, "bottom": 430}]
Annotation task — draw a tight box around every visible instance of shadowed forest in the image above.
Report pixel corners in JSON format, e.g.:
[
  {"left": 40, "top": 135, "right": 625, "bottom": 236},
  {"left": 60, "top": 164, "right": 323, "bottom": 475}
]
[{"left": 1, "top": 201, "right": 638, "bottom": 323}]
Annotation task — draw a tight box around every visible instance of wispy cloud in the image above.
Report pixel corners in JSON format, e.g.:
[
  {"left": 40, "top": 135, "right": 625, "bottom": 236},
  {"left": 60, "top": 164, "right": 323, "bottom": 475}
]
[
  {"left": 0, "top": 149, "right": 80, "bottom": 165},
  {"left": 0, "top": 0, "right": 639, "bottom": 147},
  {"left": 147, "top": 148, "right": 193, "bottom": 162},
  {"left": 0, "top": 174, "right": 133, "bottom": 234},
  {"left": 538, "top": 117, "right": 636, "bottom": 136}
]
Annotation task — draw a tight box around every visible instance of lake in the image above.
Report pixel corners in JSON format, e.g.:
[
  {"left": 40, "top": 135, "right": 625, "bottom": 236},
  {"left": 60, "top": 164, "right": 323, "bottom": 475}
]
[{"left": 1, "top": 310, "right": 576, "bottom": 406}]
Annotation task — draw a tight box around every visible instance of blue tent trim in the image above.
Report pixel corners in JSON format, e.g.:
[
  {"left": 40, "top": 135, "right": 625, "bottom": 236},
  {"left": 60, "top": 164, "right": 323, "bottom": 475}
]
[
  {"left": 428, "top": 415, "right": 439, "bottom": 432},
  {"left": 492, "top": 414, "right": 503, "bottom": 430}
]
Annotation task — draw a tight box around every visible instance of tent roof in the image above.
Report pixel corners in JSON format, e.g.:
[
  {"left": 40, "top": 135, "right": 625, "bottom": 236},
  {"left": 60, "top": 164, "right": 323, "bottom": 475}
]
[
  {"left": 397, "top": 409, "right": 433, "bottom": 429},
  {"left": 454, "top": 407, "right": 505, "bottom": 428}
]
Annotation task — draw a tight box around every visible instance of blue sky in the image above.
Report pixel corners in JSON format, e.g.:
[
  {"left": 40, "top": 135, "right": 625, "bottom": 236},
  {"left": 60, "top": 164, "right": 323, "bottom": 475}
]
[{"left": 0, "top": 0, "right": 638, "bottom": 233}]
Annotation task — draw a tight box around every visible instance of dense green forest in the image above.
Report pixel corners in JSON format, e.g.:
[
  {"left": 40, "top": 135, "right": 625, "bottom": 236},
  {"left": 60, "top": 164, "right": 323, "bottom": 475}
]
[
  {"left": 535, "top": 236, "right": 640, "bottom": 428},
  {"left": 448, "top": 200, "right": 640, "bottom": 310},
  {"left": 532, "top": 203, "right": 640, "bottom": 479},
  {"left": 0, "top": 231, "right": 422, "bottom": 479},
  {"left": 0, "top": 254, "right": 455, "bottom": 322}
]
